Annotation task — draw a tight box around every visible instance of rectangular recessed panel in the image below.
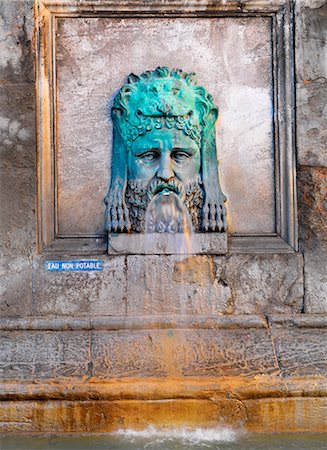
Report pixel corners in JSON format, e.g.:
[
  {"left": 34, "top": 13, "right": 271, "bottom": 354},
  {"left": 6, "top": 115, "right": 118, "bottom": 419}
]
[{"left": 56, "top": 17, "right": 275, "bottom": 236}]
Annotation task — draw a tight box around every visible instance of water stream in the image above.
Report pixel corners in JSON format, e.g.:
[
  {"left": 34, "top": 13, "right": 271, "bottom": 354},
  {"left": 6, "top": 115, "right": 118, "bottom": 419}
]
[
  {"left": 145, "top": 189, "right": 193, "bottom": 235},
  {"left": 144, "top": 188, "right": 193, "bottom": 255},
  {"left": 1, "top": 429, "right": 327, "bottom": 449}
]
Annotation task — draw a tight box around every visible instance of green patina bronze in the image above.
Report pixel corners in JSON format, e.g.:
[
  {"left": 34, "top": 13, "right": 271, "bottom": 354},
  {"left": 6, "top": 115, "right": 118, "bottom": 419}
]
[{"left": 105, "top": 66, "right": 227, "bottom": 233}]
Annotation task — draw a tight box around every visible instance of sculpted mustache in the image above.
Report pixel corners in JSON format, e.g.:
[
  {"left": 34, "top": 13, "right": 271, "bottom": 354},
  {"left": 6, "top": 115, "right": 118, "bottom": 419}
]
[
  {"left": 148, "top": 177, "right": 186, "bottom": 197},
  {"left": 127, "top": 176, "right": 202, "bottom": 198}
]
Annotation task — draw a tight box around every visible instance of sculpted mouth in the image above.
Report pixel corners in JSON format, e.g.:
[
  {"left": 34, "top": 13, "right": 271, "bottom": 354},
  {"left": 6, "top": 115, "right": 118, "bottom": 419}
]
[
  {"left": 148, "top": 177, "right": 186, "bottom": 201},
  {"left": 153, "top": 184, "right": 180, "bottom": 196}
]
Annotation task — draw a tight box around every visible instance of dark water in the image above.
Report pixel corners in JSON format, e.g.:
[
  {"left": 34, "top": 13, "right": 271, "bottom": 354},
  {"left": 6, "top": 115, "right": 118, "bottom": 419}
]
[{"left": 1, "top": 428, "right": 327, "bottom": 450}]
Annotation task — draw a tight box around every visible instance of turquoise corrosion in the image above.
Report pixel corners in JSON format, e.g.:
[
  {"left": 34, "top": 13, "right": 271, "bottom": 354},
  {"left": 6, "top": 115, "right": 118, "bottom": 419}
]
[{"left": 105, "top": 66, "right": 227, "bottom": 233}]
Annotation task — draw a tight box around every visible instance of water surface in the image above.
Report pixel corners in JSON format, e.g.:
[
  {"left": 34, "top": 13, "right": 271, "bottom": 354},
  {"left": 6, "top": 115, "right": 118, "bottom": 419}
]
[{"left": 1, "top": 428, "right": 327, "bottom": 450}]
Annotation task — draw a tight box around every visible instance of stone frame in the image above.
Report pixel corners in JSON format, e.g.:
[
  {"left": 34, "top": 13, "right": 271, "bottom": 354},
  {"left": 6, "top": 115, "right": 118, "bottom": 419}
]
[{"left": 35, "top": 0, "right": 297, "bottom": 255}]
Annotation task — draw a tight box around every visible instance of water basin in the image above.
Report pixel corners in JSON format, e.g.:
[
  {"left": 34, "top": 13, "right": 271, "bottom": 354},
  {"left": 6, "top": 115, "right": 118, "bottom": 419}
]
[{"left": 1, "top": 429, "right": 327, "bottom": 450}]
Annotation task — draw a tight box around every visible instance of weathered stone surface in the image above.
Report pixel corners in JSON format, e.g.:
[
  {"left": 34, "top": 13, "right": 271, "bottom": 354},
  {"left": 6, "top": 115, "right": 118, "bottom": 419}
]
[
  {"left": 126, "top": 254, "right": 303, "bottom": 315},
  {"left": 218, "top": 254, "right": 304, "bottom": 315},
  {"left": 245, "top": 397, "right": 327, "bottom": 433},
  {"left": 0, "top": 167, "right": 36, "bottom": 257},
  {"left": 1, "top": 396, "right": 326, "bottom": 433},
  {"left": 181, "top": 329, "right": 278, "bottom": 377},
  {"left": 303, "top": 245, "right": 327, "bottom": 313},
  {"left": 92, "top": 328, "right": 278, "bottom": 378},
  {"left": 56, "top": 16, "right": 275, "bottom": 236},
  {"left": 296, "top": 0, "right": 327, "bottom": 80},
  {"left": 299, "top": 166, "right": 327, "bottom": 242},
  {"left": 0, "top": 398, "right": 247, "bottom": 433},
  {"left": 0, "top": 256, "right": 32, "bottom": 317},
  {"left": 32, "top": 256, "right": 126, "bottom": 316},
  {"left": 108, "top": 233, "right": 227, "bottom": 255},
  {"left": 0, "top": 83, "right": 35, "bottom": 169},
  {"left": 88, "top": 257, "right": 127, "bottom": 315},
  {"left": 0, "top": 1, "right": 36, "bottom": 322},
  {"left": 270, "top": 322, "right": 327, "bottom": 377},
  {"left": 295, "top": 0, "right": 327, "bottom": 166},
  {"left": 126, "top": 255, "right": 233, "bottom": 315},
  {"left": 296, "top": 83, "right": 327, "bottom": 167},
  {"left": 294, "top": 2, "right": 324, "bottom": 314},
  {"left": 91, "top": 331, "right": 165, "bottom": 378},
  {"left": 0, "top": 375, "right": 326, "bottom": 432},
  {"left": 0, "top": 331, "right": 90, "bottom": 380},
  {"left": 298, "top": 166, "right": 327, "bottom": 312},
  {"left": 0, "top": 0, "right": 34, "bottom": 84}
]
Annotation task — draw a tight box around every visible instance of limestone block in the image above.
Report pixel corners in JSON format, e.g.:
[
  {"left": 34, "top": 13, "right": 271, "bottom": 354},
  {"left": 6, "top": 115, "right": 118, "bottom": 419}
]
[
  {"left": 0, "top": 398, "right": 247, "bottom": 433},
  {"left": 218, "top": 254, "right": 304, "bottom": 315},
  {"left": 303, "top": 246, "right": 327, "bottom": 313},
  {"left": 245, "top": 397, "right": 327, "bottom": 433},
  {"left": 295, "top": 0, "right": 327, "bottom": 82},
  {"left": 295, "top": 0, "right": 327, "bottom": 167},
  {"left": 298, "top": 166, "right": 327, "bottom": 312},
  {"left": 299, "top": 166, "right": 327, "bottom": 242},
  {"left": 126, "top": 255, "right": 233, "bottom": 315},
  {"left": 91, "top": 328, "right": 278, "bottom": 378},
  {"left": 180, "top": 328, "right": 278, "bottom": 377},
  {"left": 296, "top": 83, "right": 327, "bottom": 167},
  {"left": 270, "top": 316, "right": 327, "bottom": 377},
  {"left": 0, "top": 256, "right": 32, "bottom": 317},
  {"left": 0, "top": 83, "right": 36, "bottom": 169},
  {"left": 108, "top": 233, "right": 227, "bottom": 255},
  {"left": 91, "top": 331, "right": 165, "bottom": 378},
  {"left": 32, "top": 256, "right": 126, "bottom": 316},
  {"left": 126, "top": 254, "right": 303, "bottom": 316},
  {"left": 0, "top": 167, "right": 36, "bottom": 257},
  {"left": 0, "top": 331, "right": 90, "bottom": 380},
  {"left": 0, "top": 377, "right": 326, "bottom": 433},
  {"left": 0, "top": 0, "right": 34, "bottom": 83}
]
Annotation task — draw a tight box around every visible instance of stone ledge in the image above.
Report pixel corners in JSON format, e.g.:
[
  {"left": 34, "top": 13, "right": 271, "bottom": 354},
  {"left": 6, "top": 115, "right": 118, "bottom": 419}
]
[
  {"left": 1, "top": 314, "right": 326, "bottom": 331},
  {"left": 0, "top": 377, "right": 326, "bottom": 433},
  {"left": 0, "top": 314, "right": 266, "bottom": 331},
  {"left": 1, "top": 375, "right": 326, "bottom": 401},
  {"left": 268, "top": 314, "right": 327, "bottom": 327},
  {"left": 0, "top": 327, "right": 278, "bottom": 379},
  {"left": 1, "top": 397, "right": 325, "bottom": 433},
  {"left": 108, "top": 232, "right": 227, "bottom": 255}
]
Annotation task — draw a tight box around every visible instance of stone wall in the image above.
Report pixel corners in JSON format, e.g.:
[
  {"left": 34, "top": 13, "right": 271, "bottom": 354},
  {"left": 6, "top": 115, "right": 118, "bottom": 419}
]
[
  {"left": 0, "top": 0, "right": 326, "bottom": 432},
  {"left": 295, "top": 0, "right": 327, "bottom": 313}
]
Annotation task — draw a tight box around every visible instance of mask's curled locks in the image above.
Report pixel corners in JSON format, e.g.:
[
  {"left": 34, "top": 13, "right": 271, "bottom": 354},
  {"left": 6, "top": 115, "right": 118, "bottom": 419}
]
[{"left": 105, "top": 66, "right": 227, "bottom": 233}]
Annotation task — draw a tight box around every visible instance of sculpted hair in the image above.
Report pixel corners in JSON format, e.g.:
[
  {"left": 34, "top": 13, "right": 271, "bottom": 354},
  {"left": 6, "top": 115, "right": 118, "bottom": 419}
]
[
  {"left": 105, "top": 66, "right": 227, "bottom": 233},
  {"left": 111, "top": 66, "right": 218, "bottom": 149}
]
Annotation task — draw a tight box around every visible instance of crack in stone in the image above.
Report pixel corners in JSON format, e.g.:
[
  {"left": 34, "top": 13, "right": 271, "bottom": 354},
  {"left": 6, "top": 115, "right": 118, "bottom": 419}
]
[{"left": 266, "top": 315, "right": 284, "bottom": 377}]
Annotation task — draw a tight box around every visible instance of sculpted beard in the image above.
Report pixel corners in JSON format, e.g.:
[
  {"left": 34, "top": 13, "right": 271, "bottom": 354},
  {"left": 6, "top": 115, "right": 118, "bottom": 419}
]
[{"left": 125, "top": 176, "right": 204, "bottom": 232}]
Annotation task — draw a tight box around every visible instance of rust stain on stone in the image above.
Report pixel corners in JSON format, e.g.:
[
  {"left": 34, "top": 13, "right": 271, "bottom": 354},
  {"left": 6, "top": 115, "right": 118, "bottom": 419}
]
[
  {"left": 298, "top": 166, "right": 327, "bottom": 243},
  {"left": 173, "top": 256, "right": 216, "bottom": 286},
  {"left": 0, "top": 377, "right": 326, "bottom": 433},
  {"left": 155, "top": 331, "right": 184, "bottom": 378}
]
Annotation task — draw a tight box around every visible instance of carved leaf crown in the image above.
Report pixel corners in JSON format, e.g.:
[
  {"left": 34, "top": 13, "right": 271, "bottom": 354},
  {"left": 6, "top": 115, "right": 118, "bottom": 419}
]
[{"left": 111, "top": 66, "right": 219, "bottom": 148}]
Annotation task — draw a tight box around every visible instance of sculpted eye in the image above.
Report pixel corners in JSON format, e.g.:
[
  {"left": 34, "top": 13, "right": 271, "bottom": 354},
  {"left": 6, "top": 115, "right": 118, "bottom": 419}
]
[
  {"left": 137, "top": 150, "right": 159, "bottom": 163},
  {"left": 171, "top": 151, "right": 191, "bottom": 163}
]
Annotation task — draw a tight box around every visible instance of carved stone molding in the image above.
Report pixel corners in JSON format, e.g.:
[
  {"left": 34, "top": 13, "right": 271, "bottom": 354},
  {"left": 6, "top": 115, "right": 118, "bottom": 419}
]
[{"left": 35, "top": 0, "right": 297, "bottom": 254}]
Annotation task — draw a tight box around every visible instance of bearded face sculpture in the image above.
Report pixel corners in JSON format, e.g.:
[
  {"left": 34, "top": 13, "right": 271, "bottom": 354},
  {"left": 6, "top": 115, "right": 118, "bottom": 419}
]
[{"left": 105, "top": 67, "right": 227, "bottom": 233}]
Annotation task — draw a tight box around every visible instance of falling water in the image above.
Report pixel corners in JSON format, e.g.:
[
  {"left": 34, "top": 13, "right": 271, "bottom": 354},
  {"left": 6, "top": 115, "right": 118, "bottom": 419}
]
[
  {"left": 144, "top": 188, "right": 193, "bottom": 254},
  {"left": 115, "top": 426, "right": 239, "bottom": 448},
  {"left": 145, "top": 189, "right": 192, "bottom": 234}
]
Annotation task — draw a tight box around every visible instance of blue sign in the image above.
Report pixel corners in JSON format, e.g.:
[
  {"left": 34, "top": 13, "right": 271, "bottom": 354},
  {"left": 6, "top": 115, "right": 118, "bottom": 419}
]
[{"left": 45, "top": 260, "right": 103, "bottom": 272}]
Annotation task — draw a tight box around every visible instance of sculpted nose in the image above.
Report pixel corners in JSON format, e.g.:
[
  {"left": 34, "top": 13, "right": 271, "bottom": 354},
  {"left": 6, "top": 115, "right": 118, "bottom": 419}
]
[{"left": 157, "top": 155, "right": 174, "bottom": 181}]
